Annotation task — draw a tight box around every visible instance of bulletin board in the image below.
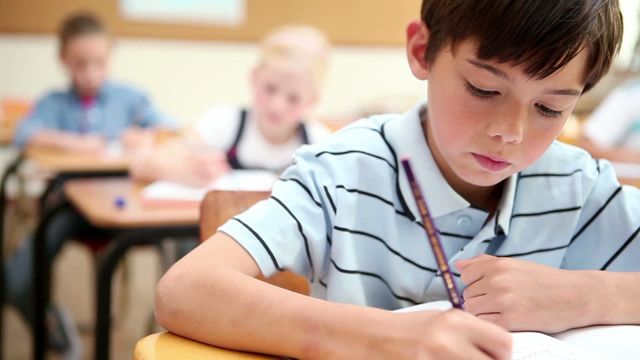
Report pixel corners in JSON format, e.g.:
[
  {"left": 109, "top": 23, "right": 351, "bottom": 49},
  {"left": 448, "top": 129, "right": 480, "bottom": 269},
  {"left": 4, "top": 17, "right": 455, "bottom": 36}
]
[{"left": 0, "top": 0, "right": 421, "bottom": 46}]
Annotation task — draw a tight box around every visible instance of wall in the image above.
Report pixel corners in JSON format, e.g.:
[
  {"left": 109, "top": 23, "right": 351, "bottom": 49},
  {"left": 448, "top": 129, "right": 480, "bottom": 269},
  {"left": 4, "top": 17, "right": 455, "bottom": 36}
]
[{"left": 0, "top": 34, "right": 425, "bottom": 125}]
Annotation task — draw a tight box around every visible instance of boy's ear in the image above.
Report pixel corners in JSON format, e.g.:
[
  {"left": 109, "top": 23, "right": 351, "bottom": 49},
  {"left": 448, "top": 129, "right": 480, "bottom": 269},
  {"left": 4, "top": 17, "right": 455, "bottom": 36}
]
[{"left": 406, "top": 20, "right": 431, "bottom": 80}]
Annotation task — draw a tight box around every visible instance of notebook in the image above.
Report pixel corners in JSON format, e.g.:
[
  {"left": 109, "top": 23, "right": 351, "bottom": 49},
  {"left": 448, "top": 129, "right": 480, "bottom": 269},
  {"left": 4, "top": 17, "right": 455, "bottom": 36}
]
[
  {"left": 141, "top": 170, "right": 276, "bottom": 207},
  {"left": 395, "top": 301, "right": 640, "bottom": 359}
]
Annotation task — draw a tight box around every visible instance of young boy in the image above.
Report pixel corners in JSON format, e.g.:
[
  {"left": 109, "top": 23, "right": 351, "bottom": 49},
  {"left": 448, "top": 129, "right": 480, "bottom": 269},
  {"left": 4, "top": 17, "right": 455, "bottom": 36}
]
[
  {"left": 156, "top": 1, "right": 639, "bottom": 359},
  {"left": 5, "top": 12, "right": 171, "bottom": 359},
  {"left": 129, "top": 26, "right": 330, "bottom": 186},
  {"left": 13, "top": 12, "right": 172, "bottom": 152}
]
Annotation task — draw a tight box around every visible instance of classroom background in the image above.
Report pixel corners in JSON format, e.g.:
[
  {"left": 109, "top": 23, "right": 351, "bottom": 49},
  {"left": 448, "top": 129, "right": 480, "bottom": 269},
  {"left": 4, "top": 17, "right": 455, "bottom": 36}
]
[{"left": 1, "top": 0, "right": 640, "bottom": 359}]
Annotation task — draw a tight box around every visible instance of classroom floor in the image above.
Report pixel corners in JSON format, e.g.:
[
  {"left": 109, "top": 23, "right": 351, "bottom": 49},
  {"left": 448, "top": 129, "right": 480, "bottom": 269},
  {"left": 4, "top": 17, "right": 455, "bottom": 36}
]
[{"left": 1, "top": 148, "right": 166, "bottom": 360}]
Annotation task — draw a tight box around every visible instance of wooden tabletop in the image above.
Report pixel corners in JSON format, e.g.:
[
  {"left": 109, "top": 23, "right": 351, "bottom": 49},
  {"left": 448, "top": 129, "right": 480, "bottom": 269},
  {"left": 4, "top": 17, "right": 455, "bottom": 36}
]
[
  {"left": 25, "top": 147, "right": 129, "bottom": 173},
  {"left": 134, "top": 332, "right": 277, "bottom": 360},
  {"left": 619, "top": 177, "right": 640, "bottom": 188},
  {"left": 64, "top": 178, "right": 199, "bottom": 228}
]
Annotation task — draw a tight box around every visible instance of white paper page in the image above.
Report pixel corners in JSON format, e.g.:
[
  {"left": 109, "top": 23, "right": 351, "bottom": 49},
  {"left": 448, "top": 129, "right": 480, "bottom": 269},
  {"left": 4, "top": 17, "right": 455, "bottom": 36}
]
[
  {"left": 142, "top": 170, "right": 276, "bottom": 202},
  {"left": 555, "top": 325, "right": 640, "bottom": 359},
  {"left": 142, "top": 181, "right": 209, "bottom": 202},
  {"left": 394, "top": 302, "right": 609, "bottom": 360},
  {"left": 511, "top": 332, "right": 604, "bottom": 360},
  {"left": 209, "top": 170, "right": 276, "bottom": 191}
]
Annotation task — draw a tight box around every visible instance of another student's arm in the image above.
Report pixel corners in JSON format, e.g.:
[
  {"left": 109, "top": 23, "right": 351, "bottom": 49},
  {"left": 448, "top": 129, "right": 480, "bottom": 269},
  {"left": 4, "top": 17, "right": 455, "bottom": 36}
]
[
  {"left": 24, "top": 130, "right": 106, "bottom": 154},
  {"left": 129, "top": 138, "right": 228, "bottom": 186},
  {"left": 156, "top": 232, "right": 512, "bottom": 359},
  {"left": 13, "top": 95, "right": 107, "bottom": 153}
]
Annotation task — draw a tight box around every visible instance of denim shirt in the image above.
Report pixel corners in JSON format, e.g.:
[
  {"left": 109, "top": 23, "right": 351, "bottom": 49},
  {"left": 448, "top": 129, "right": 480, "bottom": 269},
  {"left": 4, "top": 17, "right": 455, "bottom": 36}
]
[{"left": 14, "top": 81, "right": 175, "bottom": 148}]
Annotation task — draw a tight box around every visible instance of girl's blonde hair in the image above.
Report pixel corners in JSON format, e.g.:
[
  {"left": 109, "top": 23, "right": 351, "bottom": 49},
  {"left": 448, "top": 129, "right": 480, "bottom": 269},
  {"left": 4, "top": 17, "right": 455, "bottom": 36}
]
[{"left": 258, "top": 26, "right": 331, "bottom": 94}]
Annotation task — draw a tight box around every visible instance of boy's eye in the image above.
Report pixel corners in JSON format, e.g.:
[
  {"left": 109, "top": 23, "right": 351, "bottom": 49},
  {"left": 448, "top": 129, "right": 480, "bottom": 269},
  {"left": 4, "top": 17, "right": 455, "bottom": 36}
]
[
  {"left": 535, "top": 103, "right": 563, "bottom": 118},
  {"left": 265, "top": 83, "right": 278, "bottom": 94},
  {"left": 465, "top": 82, "right": 500, "bottom": 98},
  {"left": 288, "top": 94, "right": 300, "bottom": 106}
]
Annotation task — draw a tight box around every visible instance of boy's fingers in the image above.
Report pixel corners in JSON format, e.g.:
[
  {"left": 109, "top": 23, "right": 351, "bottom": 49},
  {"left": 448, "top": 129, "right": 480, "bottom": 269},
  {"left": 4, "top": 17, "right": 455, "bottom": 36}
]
[
  {"left": 462, "top": 313, "right": 512, "bottom": 360},
  {"left": 463, "top": 295, "right": 498, "bottom": 316},
  {"left": 456, "top": 254, "right": 495, "bottom": 269}
]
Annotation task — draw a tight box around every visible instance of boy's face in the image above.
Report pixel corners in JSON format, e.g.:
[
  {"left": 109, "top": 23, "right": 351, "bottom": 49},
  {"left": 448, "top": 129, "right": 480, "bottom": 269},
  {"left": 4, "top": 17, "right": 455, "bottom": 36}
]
[
  {"left": 251, "top": 60, "right": 317, "bottom": 137},
  {"left": 407, "top": 21, "right": 586, "bottom": 188},
  {"left": 60, "top": 34, "right": 111, "bottom": 97}
]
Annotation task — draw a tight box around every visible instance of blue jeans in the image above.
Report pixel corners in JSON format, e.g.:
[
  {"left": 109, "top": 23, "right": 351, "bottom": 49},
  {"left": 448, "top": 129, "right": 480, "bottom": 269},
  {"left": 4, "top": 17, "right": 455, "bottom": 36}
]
[{"left": 4, "top": 206, "right": 110, "bottom": 324}]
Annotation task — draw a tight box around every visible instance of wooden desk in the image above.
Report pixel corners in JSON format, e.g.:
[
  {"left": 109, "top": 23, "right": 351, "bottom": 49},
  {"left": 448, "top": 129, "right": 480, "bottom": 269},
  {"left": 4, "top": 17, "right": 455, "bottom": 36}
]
[
  {"left": 619, "top": 177, "right": 640, "bottom": 188},
  {"left": 134, "top": 332, "right": 276, "bottom": 360},
  {"left": 66, "top": 179, "right": 199, "bottom": 228},
  {"left": 32, "top": 178, "right": 200, "bottom": 360},
  {"left": 25, "top": 146, "right": 129, "bottom": 174},
  {"left": 199, "top": 190, "right": 310, "bottom": 295}
]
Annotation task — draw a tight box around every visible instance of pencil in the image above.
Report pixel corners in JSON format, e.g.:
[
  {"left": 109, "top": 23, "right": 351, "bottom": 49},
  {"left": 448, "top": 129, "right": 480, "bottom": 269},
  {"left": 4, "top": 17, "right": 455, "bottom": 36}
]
[{"left": 401, "top": 157, "right": 464, "bottom": 309}]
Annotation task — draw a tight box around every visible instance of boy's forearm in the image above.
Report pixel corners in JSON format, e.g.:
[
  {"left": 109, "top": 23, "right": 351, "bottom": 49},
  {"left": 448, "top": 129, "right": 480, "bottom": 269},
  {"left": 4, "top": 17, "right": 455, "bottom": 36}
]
[
  {"left": 156, "top": 263, "right": 392, "bottom": 359},
  {"left": 586, "top": 271, "right": 640, "bottom": 325},
  {"left": 27, "top": 130, "right": 98, "bottom": 152}
]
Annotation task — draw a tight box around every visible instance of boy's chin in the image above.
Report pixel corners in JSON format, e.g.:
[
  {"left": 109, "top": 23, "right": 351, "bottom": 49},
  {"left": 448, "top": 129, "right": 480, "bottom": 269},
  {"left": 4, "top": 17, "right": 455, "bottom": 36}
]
[{"left": 459, "top": 170, "right": 512, "bottom": 188}]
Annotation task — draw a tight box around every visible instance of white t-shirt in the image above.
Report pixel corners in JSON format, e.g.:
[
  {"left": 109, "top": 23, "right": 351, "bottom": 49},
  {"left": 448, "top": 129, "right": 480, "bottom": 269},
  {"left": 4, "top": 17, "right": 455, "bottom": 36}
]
[
  {"left": 583, "top": 80, "right": 640, "bottom": 150},
  {"left": 192, "top": 104, "right": 331, "bottom": 171}
]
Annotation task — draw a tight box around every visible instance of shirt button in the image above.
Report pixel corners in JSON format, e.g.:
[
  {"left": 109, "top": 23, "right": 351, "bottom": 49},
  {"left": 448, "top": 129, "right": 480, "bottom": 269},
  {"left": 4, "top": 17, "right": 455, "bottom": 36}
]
[{"left": 457, "top": 215, "right": 472, "bottom": 227}]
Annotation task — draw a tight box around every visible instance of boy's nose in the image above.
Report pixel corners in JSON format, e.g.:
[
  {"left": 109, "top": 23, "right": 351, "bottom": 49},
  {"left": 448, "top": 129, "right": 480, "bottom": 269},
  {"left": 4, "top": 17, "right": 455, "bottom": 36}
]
[{"left": 487, "top": 106, "right": 525, "bottom": 144}]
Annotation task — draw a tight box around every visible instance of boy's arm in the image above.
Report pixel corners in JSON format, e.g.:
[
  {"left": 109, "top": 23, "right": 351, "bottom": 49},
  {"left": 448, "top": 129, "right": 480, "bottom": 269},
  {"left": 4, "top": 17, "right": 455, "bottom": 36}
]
[
  {"left": 14, "top": 95, "right": 106, "bottom": 153},
  {"left": 156, "top": 232, "right": 512, "bottom": 359},
  {"left": 25, "top": 130, "right": 107, "bottom": 154},
  {"left": 457, "top": 255, "right": 640, "bottom": 333},
  {"left": 458, "top": 160, "right": 640, "bottom": 333},
  {"left": 131, "top": 92, "right": 176, "bottom": 129}
]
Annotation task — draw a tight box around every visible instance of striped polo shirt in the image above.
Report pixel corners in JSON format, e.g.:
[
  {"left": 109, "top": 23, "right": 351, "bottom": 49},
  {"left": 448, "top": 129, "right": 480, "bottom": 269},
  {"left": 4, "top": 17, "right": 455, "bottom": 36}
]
[{"left": 219, "top": 102, "right": 640, "bottom": 310}]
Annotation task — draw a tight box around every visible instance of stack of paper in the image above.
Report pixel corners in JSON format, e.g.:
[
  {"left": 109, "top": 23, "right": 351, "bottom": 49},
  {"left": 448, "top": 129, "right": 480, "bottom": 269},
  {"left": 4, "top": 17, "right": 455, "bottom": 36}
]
[{"left": 141, "top": 170, "right": 276, "bottom": 207}]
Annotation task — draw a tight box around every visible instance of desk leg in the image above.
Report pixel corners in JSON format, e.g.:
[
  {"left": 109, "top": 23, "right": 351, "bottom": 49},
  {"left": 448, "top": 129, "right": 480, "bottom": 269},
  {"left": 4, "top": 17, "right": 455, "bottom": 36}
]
[
  {"left": 0, "top": 154, "right": 22, "bottom": 360},
  {"left": 32, "top": 203, "right": 72, "bottom": 360},
  {"left": 94, "top": 227, "right": 197, "bottom": 360}
]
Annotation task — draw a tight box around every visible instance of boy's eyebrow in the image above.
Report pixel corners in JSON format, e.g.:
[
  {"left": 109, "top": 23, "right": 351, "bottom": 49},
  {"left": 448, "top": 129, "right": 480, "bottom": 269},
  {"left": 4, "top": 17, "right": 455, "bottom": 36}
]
[
  {"left": 467, "top": 58, "right": 582, "bottom": 97},
  {"left": 467, "top": 59, "right": 510, "bottom": 81},
  {"left": 543, "top": 88, "right": 582, "bottom": 97}
]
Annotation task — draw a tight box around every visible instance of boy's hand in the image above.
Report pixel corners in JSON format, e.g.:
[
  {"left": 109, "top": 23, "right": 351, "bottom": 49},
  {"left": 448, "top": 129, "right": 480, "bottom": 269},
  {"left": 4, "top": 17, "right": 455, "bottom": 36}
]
[
  {"left": 155, "top": 140, "right": 230, "bottom": 187},
  {"left": 185, "top": 149, "right": 230, "bottom": 187},
  {"left": 63, "top": 135, "right": 107, "bottom": 155},
  {"left": 120, "top": 128, "right": 154, "bottom": 150},
  {"left": 457, "top": 254, "right": 595, "bottom": 333},
  {"left": 375, "top": 309, "right": 512, "bottom": 360}
]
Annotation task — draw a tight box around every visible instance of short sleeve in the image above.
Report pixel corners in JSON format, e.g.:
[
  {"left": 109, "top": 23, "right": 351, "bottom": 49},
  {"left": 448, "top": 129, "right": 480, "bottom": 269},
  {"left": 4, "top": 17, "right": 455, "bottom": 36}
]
[
  {"left": 130, "top": 91, "right": 176, "bottom": 129},
  {"left": 190, "top": 105, "right": 240, "bottom": 150},
  {"left": 218, "top": 145, "right": 336, "bottom": 281},
  {"left": 13, "top": 94, "right": 59, "bottom": 149},
  {"left": 562, "top": 159, "right": 640, "bottom": 271}
]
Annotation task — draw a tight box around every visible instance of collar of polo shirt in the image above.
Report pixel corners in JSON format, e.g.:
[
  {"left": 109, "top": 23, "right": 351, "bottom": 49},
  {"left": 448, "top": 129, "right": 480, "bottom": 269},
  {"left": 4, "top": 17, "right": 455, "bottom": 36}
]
[{"left": 385, "top": 102, "right": 516, "bottom": 236}]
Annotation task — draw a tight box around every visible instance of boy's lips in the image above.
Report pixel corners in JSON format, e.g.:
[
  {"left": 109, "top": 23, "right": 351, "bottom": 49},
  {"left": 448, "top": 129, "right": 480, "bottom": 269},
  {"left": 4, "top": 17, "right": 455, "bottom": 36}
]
[{"left": 472, "top": 152, "right": 511, "bottom": 172}]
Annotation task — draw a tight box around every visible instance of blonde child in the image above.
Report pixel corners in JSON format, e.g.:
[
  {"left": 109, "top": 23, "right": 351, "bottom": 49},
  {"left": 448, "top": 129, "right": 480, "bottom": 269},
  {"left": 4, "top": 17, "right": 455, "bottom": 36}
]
[{"left": 130, "top": 26, "right": 331, "bottom": 186}]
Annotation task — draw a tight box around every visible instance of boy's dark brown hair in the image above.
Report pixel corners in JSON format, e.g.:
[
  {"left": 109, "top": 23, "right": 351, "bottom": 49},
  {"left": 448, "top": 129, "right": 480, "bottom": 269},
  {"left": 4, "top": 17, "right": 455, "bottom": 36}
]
[
  {"left": 421, "top": 0, "right": 623, "bottom": 92},
  {"left": 58, "top": 12, "right": 108, "bottom": 54}
]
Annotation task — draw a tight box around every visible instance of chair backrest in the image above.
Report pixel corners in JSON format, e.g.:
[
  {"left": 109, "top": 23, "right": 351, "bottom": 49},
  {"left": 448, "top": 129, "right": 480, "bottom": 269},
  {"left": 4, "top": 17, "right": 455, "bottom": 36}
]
[
  {"left": 199, "top": 190, "right": 270, "bottom": 241},
  {"left": 199, "top": 190, "right": 309, "bottom": 295}
]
